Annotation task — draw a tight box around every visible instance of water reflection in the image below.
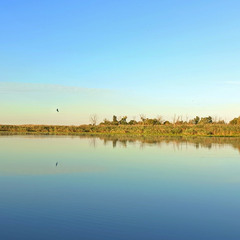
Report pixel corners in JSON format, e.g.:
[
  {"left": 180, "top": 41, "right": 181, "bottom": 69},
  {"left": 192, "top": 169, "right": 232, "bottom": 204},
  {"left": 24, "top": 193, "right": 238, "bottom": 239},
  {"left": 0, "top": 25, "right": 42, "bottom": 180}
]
[
  {"left": 2, "top": 132, "right": 240, "bottom": 152},
  {"left": 93, "top": 135, "right": 240, "bottom": 153},
  {"left": 1, "top": 135, "right": 240, "bottom": 240},
  {"left": 2, "top": 133, "right": 240, "bottom": 151},
  {"left": 0, "top": 135, "right": 240, "bottom": 176}
]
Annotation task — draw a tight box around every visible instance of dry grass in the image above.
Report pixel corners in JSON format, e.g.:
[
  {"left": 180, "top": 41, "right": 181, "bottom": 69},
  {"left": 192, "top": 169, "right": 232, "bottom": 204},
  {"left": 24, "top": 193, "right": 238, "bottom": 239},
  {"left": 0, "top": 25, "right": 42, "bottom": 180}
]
[{"left": 1, "top": 123, "right": 240, "bottom": 137}]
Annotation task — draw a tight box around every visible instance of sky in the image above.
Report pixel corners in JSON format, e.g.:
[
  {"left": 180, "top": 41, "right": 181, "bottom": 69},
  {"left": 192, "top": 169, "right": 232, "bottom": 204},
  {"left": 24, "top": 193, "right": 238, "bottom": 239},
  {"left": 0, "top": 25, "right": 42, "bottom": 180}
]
[{"left": 0, "top": 0, "right": 240, "bottom": 124}]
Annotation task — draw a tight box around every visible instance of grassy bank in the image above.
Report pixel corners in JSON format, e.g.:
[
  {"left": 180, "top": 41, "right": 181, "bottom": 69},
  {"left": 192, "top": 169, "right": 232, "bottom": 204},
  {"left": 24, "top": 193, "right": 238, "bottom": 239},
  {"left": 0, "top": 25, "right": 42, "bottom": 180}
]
[{"left": 1, "top": 124, "right": 240, "bottom": 137}]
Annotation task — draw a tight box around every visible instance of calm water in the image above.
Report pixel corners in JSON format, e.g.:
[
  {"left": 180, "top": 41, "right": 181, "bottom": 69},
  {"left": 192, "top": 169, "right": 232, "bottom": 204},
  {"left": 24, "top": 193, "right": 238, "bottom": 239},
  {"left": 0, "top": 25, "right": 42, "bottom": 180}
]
[{"left": 1, "top": 135, "right": 240, "bottom": 240}]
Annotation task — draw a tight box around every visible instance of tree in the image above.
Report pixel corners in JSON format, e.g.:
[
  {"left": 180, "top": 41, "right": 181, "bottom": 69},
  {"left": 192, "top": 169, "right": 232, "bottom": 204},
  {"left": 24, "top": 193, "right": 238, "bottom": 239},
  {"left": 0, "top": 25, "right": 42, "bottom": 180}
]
[
  {"left": 145, "top": 118, "right": 159, "bottom": 125},
  {"left": 112, "top": 115, "right": 118, "bottom": 125},
  {"left": 199, "top": 116, "right": 212, "bottom": 124},
  {"left": 129, "top": 120, "right": 137, "bottom": 125},
  {"left": 193, "top": 116, "right": 200, "bottom": 124},
  {"left": 163, "top": 121, "right": 171, "bottom": 125},
  {"left": 229, "top": 117, "right": 240, "bottom": 125},
  {"left": 156, "top": 115, "right": 163, "bottom": 124},
  {"left": 90, "top": 114, "right": 98, "bottom": 125},
  {"left": 140, "top": 114, "right": 146, "bottom": 123},
  {"left": 100, "top": 118, "right": 111, "bottom": 125},
  {"left": 119, "top": 116, "right": 127, "bottom": 125}
]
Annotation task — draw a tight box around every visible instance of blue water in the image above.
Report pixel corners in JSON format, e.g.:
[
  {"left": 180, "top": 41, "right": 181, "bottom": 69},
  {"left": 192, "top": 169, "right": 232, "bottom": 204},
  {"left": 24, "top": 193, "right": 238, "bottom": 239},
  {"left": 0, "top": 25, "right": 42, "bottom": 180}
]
[{"left": 0, "top": 136, "right": 240, "bottom": 240}]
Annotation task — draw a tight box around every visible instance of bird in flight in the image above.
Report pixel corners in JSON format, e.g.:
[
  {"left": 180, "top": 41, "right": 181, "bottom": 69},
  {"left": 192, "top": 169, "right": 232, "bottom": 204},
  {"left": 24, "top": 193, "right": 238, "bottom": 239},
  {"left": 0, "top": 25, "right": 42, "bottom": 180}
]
[
  {"left": 56, "top": 109, "right": 59, "bottom": 112},
  {"left": 56, "top": 162, "right": 58, "bottom": 166}
]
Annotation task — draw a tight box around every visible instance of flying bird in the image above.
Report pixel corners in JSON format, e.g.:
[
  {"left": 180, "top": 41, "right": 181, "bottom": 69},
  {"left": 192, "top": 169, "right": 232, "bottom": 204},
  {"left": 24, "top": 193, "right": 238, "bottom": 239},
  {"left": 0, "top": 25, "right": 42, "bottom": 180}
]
[
  {"left": 56, "top": 109, "right": 59, "bottom": 112},
  {"left": 56, "top": 162, "right": 58, "bottom": 166}
]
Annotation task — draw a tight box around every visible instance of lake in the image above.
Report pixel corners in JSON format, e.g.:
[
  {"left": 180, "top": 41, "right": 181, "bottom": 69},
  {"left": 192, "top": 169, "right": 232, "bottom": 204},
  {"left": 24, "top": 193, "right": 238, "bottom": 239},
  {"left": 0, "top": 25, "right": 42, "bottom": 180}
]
[{"left": 0, "top": 135, "right": 240, "bottom": 240}]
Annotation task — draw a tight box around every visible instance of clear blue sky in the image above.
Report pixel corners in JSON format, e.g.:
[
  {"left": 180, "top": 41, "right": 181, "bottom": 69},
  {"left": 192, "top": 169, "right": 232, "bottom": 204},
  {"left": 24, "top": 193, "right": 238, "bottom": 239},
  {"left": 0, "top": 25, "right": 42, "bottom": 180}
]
[{"left": 1, "top": 0, "right": 240, "bottom": 124}]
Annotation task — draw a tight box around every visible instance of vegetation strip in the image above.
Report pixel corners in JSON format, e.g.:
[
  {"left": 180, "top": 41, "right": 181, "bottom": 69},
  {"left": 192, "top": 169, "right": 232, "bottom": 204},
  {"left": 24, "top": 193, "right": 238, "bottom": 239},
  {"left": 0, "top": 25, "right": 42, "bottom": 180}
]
[{"left": 2, "top": 116, "right": 240, "bottom": 137}]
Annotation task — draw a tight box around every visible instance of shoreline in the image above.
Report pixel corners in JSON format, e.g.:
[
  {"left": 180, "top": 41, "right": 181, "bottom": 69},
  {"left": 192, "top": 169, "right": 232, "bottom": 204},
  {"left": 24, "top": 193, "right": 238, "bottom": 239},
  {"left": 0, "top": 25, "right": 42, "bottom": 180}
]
[{"left": 1, "top": 124, "right": 240, "bottom": 137}]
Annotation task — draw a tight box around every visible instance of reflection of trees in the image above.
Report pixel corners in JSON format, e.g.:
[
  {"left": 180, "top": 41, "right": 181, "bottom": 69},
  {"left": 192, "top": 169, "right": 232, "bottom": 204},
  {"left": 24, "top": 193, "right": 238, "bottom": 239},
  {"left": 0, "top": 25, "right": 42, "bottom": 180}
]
[
  {"left": 2, "top": 132, "right": 240, "bottom": 153},
  {"left": 94, "top": 135, "right": 240, "bottom": 153},
  {"left": 89, "top": 137, "right": 97, "bottom": 148},
  {"left": 119, "top": 140, "right": 127, "bottom": 148},
  {"left": 112, "top": 139, "right": 117, "bottom": 148}
]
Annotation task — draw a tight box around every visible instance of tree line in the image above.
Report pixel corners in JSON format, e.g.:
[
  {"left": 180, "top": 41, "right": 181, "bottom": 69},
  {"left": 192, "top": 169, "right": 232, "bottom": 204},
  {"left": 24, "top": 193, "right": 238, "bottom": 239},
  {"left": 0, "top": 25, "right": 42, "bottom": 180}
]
[{"left": 94, "top": 115, "right": 240, "bottom": 126}]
